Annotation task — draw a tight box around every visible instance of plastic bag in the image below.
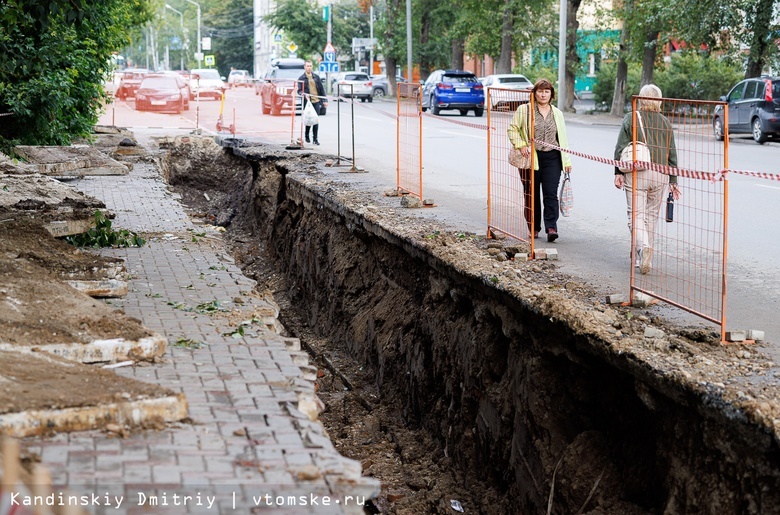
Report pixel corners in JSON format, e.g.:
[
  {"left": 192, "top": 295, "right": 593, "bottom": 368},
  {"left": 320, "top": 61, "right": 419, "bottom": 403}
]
[
  {"left": 559, "top": 172, "right": 573, "bottom": 217},
  {"left": 303, "top": 101, "right": 319, "bottom": 127}
]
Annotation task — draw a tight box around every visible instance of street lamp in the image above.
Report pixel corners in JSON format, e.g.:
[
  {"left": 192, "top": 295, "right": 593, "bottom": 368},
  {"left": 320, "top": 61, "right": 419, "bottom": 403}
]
[
  {"left": 184, "top": 0, "right": 202, "bottom": 70},
  {"left": 165, "top": 4, "right": 184, "bottom": 71}
]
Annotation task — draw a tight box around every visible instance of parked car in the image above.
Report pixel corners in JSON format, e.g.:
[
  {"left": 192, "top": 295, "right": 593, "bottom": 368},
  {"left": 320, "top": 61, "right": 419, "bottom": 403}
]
[
  {"left": 134, "top": 74, "right": 190, "bottom": 113},
  {"left": 257, "top": 58, "right": 310, "bottom": 116},
  {"left": 335, "top": 72, "right": 373, "bottom": 102},
  {"left": 190, "top": 68, "right": 226, "bottom": 100},
  {"left": 481, "top": 74, "right": 533, "bottom": 111},
  {"left": 228, "top": 69, "right": 251, "bottom": 87},
  {"left": 115, "top": 68, "right": 149, "bottom": 99},
  {"left": 714, "top": 76, "right": 780, "bottom": 144},
  {"left": 369, "top": 74, "right": 407, "bottom": 98},
  {"left": 421, "top": 70, "right": 485, "bottom": 116}
]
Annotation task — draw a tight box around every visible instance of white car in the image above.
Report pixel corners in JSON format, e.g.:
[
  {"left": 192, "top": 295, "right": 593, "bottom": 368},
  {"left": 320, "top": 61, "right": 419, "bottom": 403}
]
[
  {"left": 335, "top": 72, "right": 373, "bottom": 102},
  {"left": 190, "top": 68, "right": 226, "bottom": 100},
  {"left": 227, "top": 69, "right": 251, "bottom": 87},
  {"left": 482, "top": 74, "right": 533, "bottom": 111}
]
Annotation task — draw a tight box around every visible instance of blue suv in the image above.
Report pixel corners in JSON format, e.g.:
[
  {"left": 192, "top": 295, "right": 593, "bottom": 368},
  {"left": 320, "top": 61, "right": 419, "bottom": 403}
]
[{"left": 421, "top": 70, "right": 485, "bottom": 117}]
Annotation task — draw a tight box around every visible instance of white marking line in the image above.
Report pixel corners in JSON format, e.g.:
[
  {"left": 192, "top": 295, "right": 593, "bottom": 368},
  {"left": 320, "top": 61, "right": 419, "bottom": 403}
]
[
  {"left": 756, "top": 183, "right": 780, "bottom": 191},
  {"left": 441, "top": 129, "right": 486, "bottom": 140}
]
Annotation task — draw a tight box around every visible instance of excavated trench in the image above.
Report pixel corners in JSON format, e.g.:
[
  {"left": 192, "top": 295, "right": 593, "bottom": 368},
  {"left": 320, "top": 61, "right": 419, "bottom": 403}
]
[{"left": 161, "top": 136, "right": 780, "bottom": 515}]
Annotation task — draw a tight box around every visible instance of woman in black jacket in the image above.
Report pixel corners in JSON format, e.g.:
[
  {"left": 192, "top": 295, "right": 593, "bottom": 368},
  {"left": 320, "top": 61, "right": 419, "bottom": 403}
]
[{"left": 297, "top": 61, "right": 326, "bottom": 145}]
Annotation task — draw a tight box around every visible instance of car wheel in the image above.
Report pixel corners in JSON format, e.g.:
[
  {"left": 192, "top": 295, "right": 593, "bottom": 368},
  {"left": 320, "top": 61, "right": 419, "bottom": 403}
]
[
  {"left": 373, "top": 88, "right": 384, "bottom": 99},
  {"left": 367, "top": 96, "right": 373, "bottom": 103},
  {"left": 752, "top": 117, "right": 768, "bottom": 144},
  {"left": 459, "top": 109, "right": 467, "bottom": 116},
  {"left": 431, "top": 96, "right": 441, "bottom": 115},
  {"left": 261, "top": 101, "right": 271, "bottom": 115},
  {"left": 474, "top": 108, "right": 484, "bottom": 117},
  {"left": 713, "top": 117, "right": 723, "bottom": 141},
  {"left": 271, "top": 103, "right": 282, "bottom": 116}
]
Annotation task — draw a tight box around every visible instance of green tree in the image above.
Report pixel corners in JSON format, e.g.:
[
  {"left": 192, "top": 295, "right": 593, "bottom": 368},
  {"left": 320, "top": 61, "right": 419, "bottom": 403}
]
[
  {"left": 0, "top": 0, "right": 152, "bottom": 154},
  {"left": 202, "top": 0, "right": 254, "bottom": 76}
]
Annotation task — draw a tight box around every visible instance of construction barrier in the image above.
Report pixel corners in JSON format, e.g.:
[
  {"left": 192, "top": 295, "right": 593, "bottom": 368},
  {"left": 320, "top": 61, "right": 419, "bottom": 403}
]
[
  {"left": 625, "top": 96, "right": 729, "bottom": 340},
  {"left": 486, "top": 87, "right": 535, "bottom": 247},
  {"left": 396, "top": 83, "right": 423, "bottom": 198}
]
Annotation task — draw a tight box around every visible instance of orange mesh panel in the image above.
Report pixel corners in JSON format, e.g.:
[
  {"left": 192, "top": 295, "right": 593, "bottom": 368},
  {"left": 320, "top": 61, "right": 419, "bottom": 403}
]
[
  {"left": 487, "top": 87, "right": 534, "bottom": 245},
  {"left": 627, "top": 96, "right": 727, "bottom": 338},
  {"left": 397, "top": 83, "right": 423, "bottom": 199}
]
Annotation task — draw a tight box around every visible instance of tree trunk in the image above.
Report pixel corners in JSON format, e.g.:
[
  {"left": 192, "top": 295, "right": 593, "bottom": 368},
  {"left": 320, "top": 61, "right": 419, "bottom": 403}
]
[
  {"left": 745, "top": 0, "right": 774, "bottom": 77},
  {"left": 451, "top": 39, "right": 464, "bottom": 70},
  {"left": 611, "top": 25, "right": 629, "bottom": 117},
  {"left": 564, "top": 0, "right": 582, "bottom": 111},
  {"left": 640, "top": 30, "right": 659, "bottom": 87},
  {"left": 496, "top": 0, "right": 513, "bottom": 73},
  {"left": 387, "top": 57, "right": 398, "bottom": 96}
]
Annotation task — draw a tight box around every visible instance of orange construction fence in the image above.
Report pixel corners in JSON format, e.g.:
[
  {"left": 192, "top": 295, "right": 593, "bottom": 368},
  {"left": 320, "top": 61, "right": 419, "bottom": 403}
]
[
  {"left": 624, "top": 96, "right": 728, "bottom": 341},
  {"left": 486, "top": 87, "right": 535, "bottom": 249},
  {"left": 396, "top": 83, "right": 423, "bottom": 198}
]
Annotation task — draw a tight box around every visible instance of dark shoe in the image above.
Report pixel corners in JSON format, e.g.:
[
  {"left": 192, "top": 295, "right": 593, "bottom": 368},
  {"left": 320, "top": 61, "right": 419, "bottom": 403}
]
[
  {"left": 313, "top": 140, "right": 320, "bottom": 145},
  {"left": 546, "top": 228, "right": 558, "bottom": 242},
  {"left": 305, "top": 135, "right": 310, "bottom": 143}
]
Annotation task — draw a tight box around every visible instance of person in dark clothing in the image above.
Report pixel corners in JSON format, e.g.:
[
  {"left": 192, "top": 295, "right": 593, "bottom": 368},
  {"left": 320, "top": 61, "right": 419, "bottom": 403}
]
[{"left": 297, "top": 61, "right": 326, "bottom": 145}]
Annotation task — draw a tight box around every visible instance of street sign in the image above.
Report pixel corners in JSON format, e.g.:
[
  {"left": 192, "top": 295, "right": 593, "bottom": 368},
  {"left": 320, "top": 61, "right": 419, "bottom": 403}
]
[
  {"left": 351, "top": 37, "right": 377, "bottom": 50},
  {"left": 287, "top": 42, "right": 298, "bottom": 53},
  {"left": 324, "top": 42, "right": 335, "bottom": 54},
  {"left": 273, "top": 34, "right": 282, "bottom": 43},
  {"left": 323, "top": 51, "right": 336, "bottom": 63},
  {"left": 202, "top": 37, "right": 212, "bottom": 51},
  {"left": 318, "top": 61, "right": 339, "bottom": 73},
  {"left": 204, "top": 55, "right": 215, "bottom": 66}
]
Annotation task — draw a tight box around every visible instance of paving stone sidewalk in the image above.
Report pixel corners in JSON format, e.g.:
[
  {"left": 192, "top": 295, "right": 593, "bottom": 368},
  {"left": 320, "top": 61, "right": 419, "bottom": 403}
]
[{"left": 22, "top": 133, "right": 378, "bottom": 514}]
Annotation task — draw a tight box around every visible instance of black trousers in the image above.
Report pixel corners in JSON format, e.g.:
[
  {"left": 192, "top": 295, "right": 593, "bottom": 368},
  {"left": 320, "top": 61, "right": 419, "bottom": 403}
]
[
  {"left": 520, "top": 150, "right": 563, "bottom": 233},
  {"left": 303, "top": 98, "right": 323, "bottom": 141}
]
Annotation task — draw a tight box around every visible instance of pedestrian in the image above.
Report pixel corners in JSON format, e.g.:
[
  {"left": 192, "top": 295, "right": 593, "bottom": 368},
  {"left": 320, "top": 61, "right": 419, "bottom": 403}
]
[
  {"left": 508, "top": 78, "right": 572, "bottom": 242},
  {"left": 613, "top": 83, "right": 681, "bottom": 274},
  {"left": 297, "top": 60, "right": 326, "bottom": 145}
]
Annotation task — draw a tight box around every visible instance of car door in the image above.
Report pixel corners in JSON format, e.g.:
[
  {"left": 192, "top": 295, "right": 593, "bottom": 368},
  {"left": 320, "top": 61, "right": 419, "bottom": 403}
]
[
  {"left": 740, "top": 80, "right": 760, "bottom": 127},
  {"left": 423, "top": 71, "right": 440, "bottom": 107},
  {"left": 726, "top": 81, "right": 747, "bottom": 132}
]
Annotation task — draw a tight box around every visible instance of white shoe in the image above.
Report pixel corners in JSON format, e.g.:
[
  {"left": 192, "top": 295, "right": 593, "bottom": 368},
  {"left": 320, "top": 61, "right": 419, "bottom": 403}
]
[
  {"left": 640, "top": 247, "right": 653, "bottom": 274},
  {"left": 634, "top": 248, "right": 641, "bottom": 268}
]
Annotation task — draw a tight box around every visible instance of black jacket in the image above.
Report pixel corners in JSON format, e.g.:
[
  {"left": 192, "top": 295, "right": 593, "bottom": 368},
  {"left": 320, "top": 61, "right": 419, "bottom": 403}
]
[{"left": 297, "top": 72, "right": 325, "bottom": 100}]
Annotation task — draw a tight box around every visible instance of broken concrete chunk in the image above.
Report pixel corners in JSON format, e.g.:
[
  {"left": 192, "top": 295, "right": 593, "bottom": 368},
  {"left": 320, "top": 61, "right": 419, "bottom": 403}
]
[
  {"left": 12, "top": 145, "right": 128, "bottom": 176},
  {"left": 747, "top": 330, "right": 765, "bottom": 342},
  {"left": 606, "top": 294, "right": 627, "bottom": 305},
  {"left": 726, "top": 330, "right": 747, "bottom": 342},
  {"left": 644, "top": 327, "right": 666, "bottom": 339},
  {"left": 400, "top": 195, "right": 421, "bottom": 208}
]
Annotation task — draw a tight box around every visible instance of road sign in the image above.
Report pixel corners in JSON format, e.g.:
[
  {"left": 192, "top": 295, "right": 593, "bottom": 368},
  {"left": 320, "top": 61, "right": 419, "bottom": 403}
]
[
  {"left": 318, "top": 61, "right": 339, "bottom": 73},
  {"left": 351, "top": 37, "right": 377, "bottom": 50},
  {"left": 204, "top": 55, "right": 215, "bottom": 66},
  {"left": 287, "top": 42, "right": 298, "bottom": 53},
  {"left": 202, "top": 37, "right": 212, "bottom": 51},
  {"left": 274, "top": 34, "right": 282, "bottom": 43},
  {"left": 324, "top": 42, "right": 335, "bottom": 54},
  {"left": 323, "top": 51, "right": 336, "bottom": 63}
]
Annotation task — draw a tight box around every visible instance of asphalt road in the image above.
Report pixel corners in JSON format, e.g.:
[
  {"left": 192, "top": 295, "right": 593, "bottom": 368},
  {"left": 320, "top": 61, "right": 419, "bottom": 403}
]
[{"left": 101, "top": 89, "right": 780, "bottom": 356}]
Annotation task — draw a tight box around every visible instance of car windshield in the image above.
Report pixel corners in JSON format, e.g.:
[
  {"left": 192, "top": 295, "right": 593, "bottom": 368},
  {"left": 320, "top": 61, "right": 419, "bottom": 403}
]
[
  {"left": 773, "top": 81, "right": 780, "bottom": 99},
  {"left": 276, "top": 68, "right": 303, "bottom": 79},
  {"left": 498, "top": 77, "right": 530, "bottom": 84},
  {"left": 194, "top": 70, "right": 220, "bottom": 80},
  {"left": 125, "top": 72, "right": 146, "bottom": 81},
  {"left": 344, "top": 74, "right": 368, "bottom": 81},
  {"left": 140, "top": 77, "right": 177, "bottom": 89},
  {"left": 442, "top": 75, "right": 477, "bottom": 84}
]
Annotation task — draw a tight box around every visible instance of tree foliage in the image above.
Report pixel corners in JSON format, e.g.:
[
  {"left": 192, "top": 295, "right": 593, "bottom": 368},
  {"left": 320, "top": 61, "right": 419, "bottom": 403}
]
[
  {"left": 202, "top": 0, "right": 254, "bottom": 76},
  {"left": 0, "top": 0, "right": 152, "bottom": 154}
]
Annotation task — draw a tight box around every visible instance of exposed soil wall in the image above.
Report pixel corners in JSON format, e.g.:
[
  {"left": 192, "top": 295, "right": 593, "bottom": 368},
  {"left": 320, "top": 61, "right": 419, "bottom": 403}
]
[{"left": 163, "top": 138, "right": 780, "bottom": 514}]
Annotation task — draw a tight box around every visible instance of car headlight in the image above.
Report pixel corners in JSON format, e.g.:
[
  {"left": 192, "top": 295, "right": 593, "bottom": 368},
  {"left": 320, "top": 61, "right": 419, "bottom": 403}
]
[
  {"left": 275, "top": 86, "right": 287, "bottom": 95},
  {"left": 169, "top": 95, "right": 180, "bottom": 100}
]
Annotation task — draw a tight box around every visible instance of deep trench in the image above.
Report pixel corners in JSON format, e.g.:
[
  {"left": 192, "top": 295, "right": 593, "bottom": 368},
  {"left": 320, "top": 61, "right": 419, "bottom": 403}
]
[{"left": 161, "top": 138, "right": 780, "bottom": 515}]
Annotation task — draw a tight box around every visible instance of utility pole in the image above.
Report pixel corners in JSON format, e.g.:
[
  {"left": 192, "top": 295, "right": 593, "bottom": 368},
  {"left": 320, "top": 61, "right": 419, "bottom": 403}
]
[
  {"left": 406, "top": 0, "right": 412, "bottom": 82},
  {"left": 184, "top": 0, "right": 202, "bottom": 69},
  {"left": 369, "top": 5, "right": 374, "bottom": 76},
  {"left": 557, "top": 0, "right": 567, "bottom": 110}
]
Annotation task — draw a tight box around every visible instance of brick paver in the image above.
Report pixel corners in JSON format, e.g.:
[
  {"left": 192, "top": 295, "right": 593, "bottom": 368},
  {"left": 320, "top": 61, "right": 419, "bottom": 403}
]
[{"left": 22, "top": 132, "right": 378, "bottom": 514}]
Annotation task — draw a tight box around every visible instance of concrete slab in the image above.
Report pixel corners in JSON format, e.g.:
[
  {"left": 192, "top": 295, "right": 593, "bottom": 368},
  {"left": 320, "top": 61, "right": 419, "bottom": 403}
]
[
  {"left": 0, "top": 350, "right": 187, "bottom": 437},
  {"left": 12, "top": 145, "right": 129, "bottom": 176}
]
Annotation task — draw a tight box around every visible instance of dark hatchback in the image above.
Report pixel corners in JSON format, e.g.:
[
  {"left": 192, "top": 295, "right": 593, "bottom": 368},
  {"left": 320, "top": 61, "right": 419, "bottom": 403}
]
[
  {"left": 714, "top": 77, "right": 780, "bottom": 144},
  {"left": 421, "top": 69, "right": 485, "bottom": 117}
]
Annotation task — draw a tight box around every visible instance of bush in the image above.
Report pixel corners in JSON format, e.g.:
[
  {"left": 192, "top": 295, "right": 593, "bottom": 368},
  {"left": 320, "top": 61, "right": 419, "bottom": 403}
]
[
  {"left": 594, "top": 52, "right": 744, "bottom": 108},
  {"left": 654, "top": 51, "right": 743, "bottom": 100},
  {"left": 518, "top": 62, "right": 558, "bottom": 86}
]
